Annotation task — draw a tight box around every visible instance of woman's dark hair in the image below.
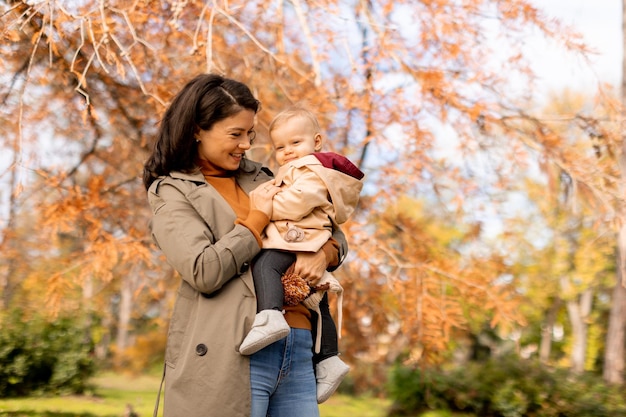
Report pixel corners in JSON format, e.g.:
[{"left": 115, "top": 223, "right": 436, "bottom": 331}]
[{"left": 143, "top": 74, "right": 261, "bottom": 190}]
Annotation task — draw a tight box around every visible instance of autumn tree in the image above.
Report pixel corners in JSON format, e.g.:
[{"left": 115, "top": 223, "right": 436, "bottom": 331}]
[
  {"left": 341, "top": 196, "right": 521, "bottom": 367},
  {"left": 511, "top": 172, "right": 615, "bottom": 372},
  {"left": 1, "top": 0, "right": 621, "bottom": 376},
  {"left": 537, "top": 91, "right": 616, "bottom": 373},
  {"left": 603, "top": 0, "right": 626, "bottom": 384},
  {"left": 480, "top": 87, "right": 621, "bottom": 380}
]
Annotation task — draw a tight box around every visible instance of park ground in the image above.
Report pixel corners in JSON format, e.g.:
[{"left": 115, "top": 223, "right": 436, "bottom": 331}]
[{"left": 0, "top": 371, "right": 468, "bottom": 417}]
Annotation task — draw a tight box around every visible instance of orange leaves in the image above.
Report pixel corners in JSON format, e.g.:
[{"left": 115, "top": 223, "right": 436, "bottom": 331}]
[
  {"left": 419, "top": 69, "right": 446, "bottom": 97},
  {"left": 45, "top": 271, "right": 76, "bottom": 316},
  {"left": 498, "top": 1, "right": 540, "bottom": 22},
  {"left": 84, "top": 235, "right": 118, "bottom": 283},
  {"left": 40, "top": 176, "right": 104, "bottom": 236},
  {"left": 345, "top": 197, "right": 523, "bottom": 365},
  {"left": 4, "top": 28, "right": 22, "bottom": 43},
  {"left": 387, "top": 258, "right": 517, "bottom": 363},
  {"left": 0, "top": 0, "right": 618, "bottom": 386},
  {"left": 29, "top": 171, "right": 151, "bottom": 311}
]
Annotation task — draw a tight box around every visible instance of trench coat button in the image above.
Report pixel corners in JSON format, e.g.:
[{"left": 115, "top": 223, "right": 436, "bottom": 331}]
[
  {"left": 240, "top": 262, "right": 250, "bottom": 274},
  {"left": 195, "top": 343, "right": 208, "bottom": 356}
]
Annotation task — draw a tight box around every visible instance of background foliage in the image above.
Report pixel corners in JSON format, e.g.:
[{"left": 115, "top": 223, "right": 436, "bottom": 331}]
[
  {"left": 388, "top": 356, "right": 626, "bottom": 417},
  {"left": 1, "top": 0, "right": 625, "bottom": 399},
  {"left": 0, "top": 309, "right": 95, "bottom": 397}
]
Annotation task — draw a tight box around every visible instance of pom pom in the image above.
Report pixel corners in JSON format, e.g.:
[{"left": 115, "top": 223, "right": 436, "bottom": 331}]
[{"left": 281, "top": 269, "right": 311, "bottom": 306}]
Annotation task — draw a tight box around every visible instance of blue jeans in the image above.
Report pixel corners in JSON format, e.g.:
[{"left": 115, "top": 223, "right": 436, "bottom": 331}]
[{"left": 250, "top": 328, "right": 319, "bottom": 417}]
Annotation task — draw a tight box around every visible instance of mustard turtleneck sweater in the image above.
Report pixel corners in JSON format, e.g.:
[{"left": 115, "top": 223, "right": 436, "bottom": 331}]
[
  {"left": 196, "top": 158, "right": 340, "bottom": 330},
  {"left": 196, "top": 158, "right": 268, "bottom": 247}
]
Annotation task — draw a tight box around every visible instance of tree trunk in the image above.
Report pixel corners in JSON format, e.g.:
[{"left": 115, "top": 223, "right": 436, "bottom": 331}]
[
  {"left": 0, "top": 138, "right": 21, "bottom": 309},
  {"left": 539, "top": 298, "right": 561, "bottom": 364},
  {"left": 116, "top": 269, "right": 139, "bottom": 352},
  {"left": 565, "top": 288, "right": 593, "bottom": 373},
  {"left": 603, "top": 0, "right": 626, "bottom": 385},
  {"left": 602, "top": 275, "right": 626, "bottom": 384},
  {"left": 603, "top": 255, "right": 626, "bottom": 383}
]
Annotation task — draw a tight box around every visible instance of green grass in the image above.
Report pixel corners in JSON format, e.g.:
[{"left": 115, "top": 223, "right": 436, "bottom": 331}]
[
  {"left": 0, "top": 373, "right": 466, "bottom": 417},
  {"left": 319, "top": 394, "right": 391, "bottom": 417},
  {"left": 0, "top": 373, "right": 158, "bottom": 417},
  {"left": 0, "top": 372, "right": 393, "bottom": 417}
]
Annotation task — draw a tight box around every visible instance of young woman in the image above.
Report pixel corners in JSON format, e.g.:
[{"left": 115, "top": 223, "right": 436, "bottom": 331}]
[{"left": 143, "top": 74, "right": 346, "bottom": 417}]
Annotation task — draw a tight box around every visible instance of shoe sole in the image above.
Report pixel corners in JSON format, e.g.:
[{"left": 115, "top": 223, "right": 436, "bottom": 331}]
[{"left": 239, "top": 327, "right": 290, "bottom": 355}]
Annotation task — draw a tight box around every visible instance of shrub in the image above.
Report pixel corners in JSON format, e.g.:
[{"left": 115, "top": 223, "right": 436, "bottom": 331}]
[
  {"left": 0, "top": 309, "right": 96, "bottom": 397},
  {"left": 387, "top": 356, "right": 626, "bottom": 417},
  {"left": 111, "top": 330, "right": 167, "bottom": 375}
]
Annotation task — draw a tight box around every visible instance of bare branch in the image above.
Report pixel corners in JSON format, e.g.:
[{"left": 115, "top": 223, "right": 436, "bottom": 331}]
[{"left": 289, "top": 0, "right": 321, "bottom": 86}]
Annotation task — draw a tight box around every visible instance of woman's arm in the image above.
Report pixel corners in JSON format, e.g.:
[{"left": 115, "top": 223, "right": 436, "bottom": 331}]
[
  {"left": 149, "top": 182, "right": 261, "bottom": 295},
  {"left": 330, "top": 226, "right": 348, "bottom": 270}
]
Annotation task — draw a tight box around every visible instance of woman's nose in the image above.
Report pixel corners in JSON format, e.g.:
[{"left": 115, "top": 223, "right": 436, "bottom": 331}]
[{"left": 239, "top": 139, "right": 251, "bottom": 149}]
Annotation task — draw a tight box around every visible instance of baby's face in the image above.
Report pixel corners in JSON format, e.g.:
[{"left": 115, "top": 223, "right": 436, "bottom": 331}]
[{"left": 271, "top": 116, "right": 322, "bottom": 166}]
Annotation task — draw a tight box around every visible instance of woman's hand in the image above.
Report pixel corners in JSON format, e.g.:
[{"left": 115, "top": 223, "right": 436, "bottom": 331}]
[
  {"left": 294, "top": 250, "right": 328, "bottom": 286},
  {"left": 249, "top": 180, "right": 281, "bottom": 218}
]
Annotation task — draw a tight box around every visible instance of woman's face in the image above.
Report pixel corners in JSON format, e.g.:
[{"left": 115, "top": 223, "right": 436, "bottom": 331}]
[{"left": 196, "top": 109, "right": 256, "bottom": 171}]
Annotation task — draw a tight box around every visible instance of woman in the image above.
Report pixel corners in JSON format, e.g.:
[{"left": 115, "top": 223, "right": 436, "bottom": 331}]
[{"left": 142, "top": 74, "right": 346, "bottom": 417}]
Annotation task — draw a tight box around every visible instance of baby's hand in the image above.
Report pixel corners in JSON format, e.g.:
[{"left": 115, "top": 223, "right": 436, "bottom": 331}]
[{"left": 249, "top": 180, "right": 280, "bottom": 218}]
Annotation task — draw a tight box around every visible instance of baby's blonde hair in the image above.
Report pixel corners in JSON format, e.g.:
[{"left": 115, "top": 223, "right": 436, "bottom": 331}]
[{"left": 268, "top": 103, "right": 321, "bottom": 135}]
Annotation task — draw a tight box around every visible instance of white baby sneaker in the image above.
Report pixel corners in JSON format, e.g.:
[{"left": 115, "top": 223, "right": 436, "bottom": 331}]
[
  {"left": 239, "top": 309, "right": 290, "bottom": 355},
  {"left": 316, "top": 355, "right": 350, "bottom": 403}
]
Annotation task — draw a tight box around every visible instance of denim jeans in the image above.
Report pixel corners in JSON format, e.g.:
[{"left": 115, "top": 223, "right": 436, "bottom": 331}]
[{"left": 250, "top": 328, "right": 319, "bottom": 417}]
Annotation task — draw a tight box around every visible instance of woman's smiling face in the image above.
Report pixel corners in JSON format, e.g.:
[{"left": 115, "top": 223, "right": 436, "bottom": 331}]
[{"left": 196, "top": 109, "right": 256, "bottom": 171}]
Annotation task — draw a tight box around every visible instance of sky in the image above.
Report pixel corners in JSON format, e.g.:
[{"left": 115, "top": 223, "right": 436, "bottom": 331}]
[{"left": 531, "top": 0, "right": 622, "bottom": 92}]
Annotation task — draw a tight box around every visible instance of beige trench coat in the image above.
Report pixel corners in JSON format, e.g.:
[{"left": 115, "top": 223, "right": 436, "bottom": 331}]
[
  {"left": 147, "top": 159, "right": 345, "bottom": 417},
  {"left": 263, "top": 154, "right": 363, "bottom": 253}
]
